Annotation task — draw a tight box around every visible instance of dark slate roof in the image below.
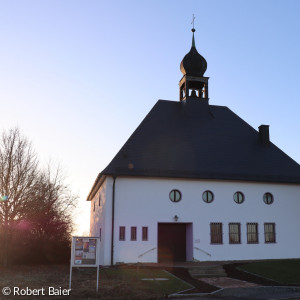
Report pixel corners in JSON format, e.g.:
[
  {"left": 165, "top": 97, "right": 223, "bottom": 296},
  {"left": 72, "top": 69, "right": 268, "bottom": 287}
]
[{"left": 101, "top": 99, "right": 300, "bottom": 183}]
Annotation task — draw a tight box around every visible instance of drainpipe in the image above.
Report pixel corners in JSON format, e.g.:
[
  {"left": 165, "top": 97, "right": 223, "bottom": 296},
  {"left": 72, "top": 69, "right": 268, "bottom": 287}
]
[{"left": 111, "top": 176, "right": 116, "bottom": 266}]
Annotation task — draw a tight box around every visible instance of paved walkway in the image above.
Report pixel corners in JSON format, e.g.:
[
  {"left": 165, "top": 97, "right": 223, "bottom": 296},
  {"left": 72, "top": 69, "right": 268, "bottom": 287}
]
[
  {"left": 154, "top": 261, "right": 300, "bottom": 299},
  {"left": 173, "top": 287, "right": 300, "bottom": 299},
  {"left": 143, "top": 261, "right": 231, "bottom": 268},
  {"left": 142, "top": 261, "right": 300, "bottom": 299},
  {"left": 199, "top": 277, "right": 259, "bottom": 288}
]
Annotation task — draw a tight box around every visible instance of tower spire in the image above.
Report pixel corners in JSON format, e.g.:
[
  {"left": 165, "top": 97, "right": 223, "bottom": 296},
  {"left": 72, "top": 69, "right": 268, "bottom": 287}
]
[
  {"left": 191, "top": 14, "right": 196, "bottom": 48},
  {"left": 179, "top": 16, "right": 209, "bottom": 102},
  {"left": 192, "top": 30, "right": 195, "bottom": 48}
]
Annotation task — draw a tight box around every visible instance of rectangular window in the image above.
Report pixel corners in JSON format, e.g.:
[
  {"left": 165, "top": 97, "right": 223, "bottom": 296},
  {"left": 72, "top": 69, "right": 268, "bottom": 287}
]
[
  {"left": 119, "top": 226, "right": 125, "bottom": 241},
  {"left": 229, "top": 223, "right": 241, "bottom": 244},
  {"left": 99, "top": 194, "right": 101, "bottom": 206},
  {"left": 210, "top": 223, "right": 223, "bottom": 244},
  {"left": 131, "top": 227, "right": 137, "bottom": 241},
  {"left": 142, "top": 227, "right": 148, "bottom": 241},
  {"left": 93, "top": 201, "right": 95, "bottom": 212},
  {"left": 99, "top": 228, "right": 102, "bottom": 241},
  {"left": 264, "top": 223, "right": 276, "bottom": 243},
  {"left": 247, "top": 223, "right": 258, "bottom": 244}
]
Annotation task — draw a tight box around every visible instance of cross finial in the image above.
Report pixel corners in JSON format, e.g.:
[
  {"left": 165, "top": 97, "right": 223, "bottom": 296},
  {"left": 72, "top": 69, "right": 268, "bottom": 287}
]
[{"left": 191, "top": 14, "right": 196, "bottom": 32}]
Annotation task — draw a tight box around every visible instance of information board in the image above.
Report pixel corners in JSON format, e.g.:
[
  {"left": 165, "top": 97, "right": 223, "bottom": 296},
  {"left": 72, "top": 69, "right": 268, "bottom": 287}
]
[
  {"left": 73, "top": 237, "right": 98, "bottom": 266},
  {"left": 69, "top": 236, "right": 100, "bottom": 291}
]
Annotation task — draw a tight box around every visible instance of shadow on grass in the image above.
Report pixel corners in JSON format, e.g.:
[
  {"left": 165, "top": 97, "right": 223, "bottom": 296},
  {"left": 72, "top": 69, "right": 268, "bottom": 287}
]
[
  {"left": 238, "top": 259, "right": 300, "bottom": 285},
  {"left": 224, "top": 259, "right": 300, "bottom": 286}
]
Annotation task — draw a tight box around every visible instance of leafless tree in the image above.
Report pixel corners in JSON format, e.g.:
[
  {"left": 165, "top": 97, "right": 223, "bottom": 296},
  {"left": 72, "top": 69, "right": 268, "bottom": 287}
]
[
  {"left": 0, "top": 128, "right": 77, "bottom": 265},
  {"left": 27, "top": 165, "right": 76, "bottom": 241},
  {"left": 0, "top": 128, "right": 38, "bottom": 265}
]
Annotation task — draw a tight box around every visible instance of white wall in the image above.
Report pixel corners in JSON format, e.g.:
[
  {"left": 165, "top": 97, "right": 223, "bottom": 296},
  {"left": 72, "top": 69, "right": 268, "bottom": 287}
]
[
  {"left": 90, "top": 176, "right": 300, "bottom": 265},
  {"left": 90, "top": 177, "right": 113, "bottom": 266}
]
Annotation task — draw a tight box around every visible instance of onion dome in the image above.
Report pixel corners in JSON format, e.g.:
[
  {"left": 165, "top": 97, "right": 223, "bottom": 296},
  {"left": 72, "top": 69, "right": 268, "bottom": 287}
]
[{"left": 180, "top": 29, "right": 207, "bottom": 77}]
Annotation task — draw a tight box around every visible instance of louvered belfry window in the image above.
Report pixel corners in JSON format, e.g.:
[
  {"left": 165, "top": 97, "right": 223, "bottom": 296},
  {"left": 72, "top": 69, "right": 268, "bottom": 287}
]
[
  {"left": 247, "top": 223, "right": 258, "bottom": 244},
  {"left": 210, "top": 223, "right": 223, "bottom": 244}
]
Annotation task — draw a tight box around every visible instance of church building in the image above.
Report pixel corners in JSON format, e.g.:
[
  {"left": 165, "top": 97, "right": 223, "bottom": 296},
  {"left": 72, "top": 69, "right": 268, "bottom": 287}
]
[{"left": 88, "top": 28, "right": 300, "bottom": 266}]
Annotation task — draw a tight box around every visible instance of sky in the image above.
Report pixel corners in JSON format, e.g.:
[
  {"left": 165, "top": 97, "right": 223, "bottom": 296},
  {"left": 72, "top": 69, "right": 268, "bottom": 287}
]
[{"left": 0, "top": 0, "right": 300, "bottom": 235}]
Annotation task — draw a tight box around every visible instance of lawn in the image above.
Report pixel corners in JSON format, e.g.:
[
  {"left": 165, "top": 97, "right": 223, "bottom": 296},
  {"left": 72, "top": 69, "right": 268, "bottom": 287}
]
[
  {"left": 0, "top": 265, "right": 193, "bottom": 299},
  {"left": 239, "top": 259, "right": 300, "bottom": 284},
  {"left": 99, "top": 267, "right": 193, "bottom": 296}
]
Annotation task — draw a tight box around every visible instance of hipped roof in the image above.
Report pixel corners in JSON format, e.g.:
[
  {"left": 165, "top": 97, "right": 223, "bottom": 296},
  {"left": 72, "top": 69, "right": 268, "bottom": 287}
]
[{"left": 87, "top": 99, "right": 300, "bottom": 200}]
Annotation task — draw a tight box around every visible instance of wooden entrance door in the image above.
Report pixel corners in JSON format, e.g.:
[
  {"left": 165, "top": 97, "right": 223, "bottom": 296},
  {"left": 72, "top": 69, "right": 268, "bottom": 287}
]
[{"left": 158, "top": 223, "right": 186, "bottom": 262}]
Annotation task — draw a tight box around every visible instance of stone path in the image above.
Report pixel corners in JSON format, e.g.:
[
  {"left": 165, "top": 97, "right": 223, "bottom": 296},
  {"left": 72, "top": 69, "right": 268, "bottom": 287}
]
[
  {"left": 199, "top": 276, "right": 259, "bottom": 288},
  {"left": 175, "top": 287, "right": 300, "bottom": 300}
]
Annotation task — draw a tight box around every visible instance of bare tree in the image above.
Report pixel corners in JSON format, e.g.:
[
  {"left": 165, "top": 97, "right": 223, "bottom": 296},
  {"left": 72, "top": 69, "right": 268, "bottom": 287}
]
[
  {"left": 0, "top": 128, "right": 39, "bottom": 265},
  {"left": 0, "top": 128, "right": 77, "bottom": 265}
]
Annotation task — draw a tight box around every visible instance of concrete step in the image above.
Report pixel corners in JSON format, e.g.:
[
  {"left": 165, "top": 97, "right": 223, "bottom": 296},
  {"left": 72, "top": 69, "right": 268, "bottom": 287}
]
[{"left": 188, "top": 265, "right": 227, "bottom": 278}]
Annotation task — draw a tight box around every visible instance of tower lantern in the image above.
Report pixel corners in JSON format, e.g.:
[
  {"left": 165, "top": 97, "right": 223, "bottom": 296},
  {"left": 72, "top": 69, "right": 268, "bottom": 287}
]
[{"left": 179, "top": 27, "right": 209, "bottom": 102}]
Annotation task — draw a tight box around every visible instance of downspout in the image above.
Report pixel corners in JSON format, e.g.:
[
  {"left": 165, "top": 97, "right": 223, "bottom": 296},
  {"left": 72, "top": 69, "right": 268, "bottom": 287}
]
[{"left": 111, "top": 176, "right": 116, "bottom": 265}]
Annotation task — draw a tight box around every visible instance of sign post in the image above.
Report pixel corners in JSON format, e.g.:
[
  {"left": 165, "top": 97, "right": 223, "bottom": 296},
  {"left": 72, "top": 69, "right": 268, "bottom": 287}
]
[{"left": 69, "top": 236, "right": 100, "bottom": 292}]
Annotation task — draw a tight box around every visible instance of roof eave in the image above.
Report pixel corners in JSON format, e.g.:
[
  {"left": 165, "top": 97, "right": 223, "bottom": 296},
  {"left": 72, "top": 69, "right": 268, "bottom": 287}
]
[
  {"left": 101, "top": 170, "right": 300, "bottom": 185},
  {"left": 86, "top": 174, "right": 107, "bottom": 201}
]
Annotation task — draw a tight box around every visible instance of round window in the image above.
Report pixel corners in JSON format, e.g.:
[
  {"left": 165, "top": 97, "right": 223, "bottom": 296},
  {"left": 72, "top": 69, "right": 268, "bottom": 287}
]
[
  {"left": 263, "top": 192, "right": 273, "bottom": 205},
  {"left": 202, "top": 190, "right": 214, "bottom": 203},
  {"left": 233, "top": 192, "right": 244, "bottom": 204},
  {"left": 169, "top": 189, "right": 182, "bottom": 202}
]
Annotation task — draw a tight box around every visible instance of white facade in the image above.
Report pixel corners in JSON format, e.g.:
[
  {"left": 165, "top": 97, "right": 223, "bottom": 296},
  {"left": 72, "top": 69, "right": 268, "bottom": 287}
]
[{"left": 90, "top": 176, "right": 300, "bottom": 266}]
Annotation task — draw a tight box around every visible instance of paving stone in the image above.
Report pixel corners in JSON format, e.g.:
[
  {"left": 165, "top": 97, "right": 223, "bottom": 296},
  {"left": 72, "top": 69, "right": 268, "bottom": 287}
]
[{"left": 199, "top": 276, "right": 260, "bottom": 288}]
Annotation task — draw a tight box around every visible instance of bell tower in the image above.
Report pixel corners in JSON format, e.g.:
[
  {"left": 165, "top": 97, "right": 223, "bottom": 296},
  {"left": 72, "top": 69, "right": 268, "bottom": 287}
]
[{"left": 179, "top": 26, "right": 209, "bottom": 102}]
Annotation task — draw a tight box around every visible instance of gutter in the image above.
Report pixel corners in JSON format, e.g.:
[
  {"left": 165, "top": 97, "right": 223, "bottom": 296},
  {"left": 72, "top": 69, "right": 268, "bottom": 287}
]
[{"left": 86, "top": 174, "right": 106, "bottom": 201}]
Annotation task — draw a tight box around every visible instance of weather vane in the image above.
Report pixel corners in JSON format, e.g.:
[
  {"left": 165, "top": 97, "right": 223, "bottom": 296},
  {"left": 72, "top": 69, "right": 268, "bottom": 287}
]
[{"left": 191, "top": 14, "right": 196, "bottom": 31}]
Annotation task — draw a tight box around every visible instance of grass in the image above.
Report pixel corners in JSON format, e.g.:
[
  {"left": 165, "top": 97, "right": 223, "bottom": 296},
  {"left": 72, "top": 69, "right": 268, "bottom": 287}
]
[
  {"left": 100, "top": 267, "right": 192, "bottom": 295},
  {"left": 239, "top": 259, "right": 300, "bottom": 284},
  {"left": 0, "top": 264, "right": 192, "bottom": 299}
]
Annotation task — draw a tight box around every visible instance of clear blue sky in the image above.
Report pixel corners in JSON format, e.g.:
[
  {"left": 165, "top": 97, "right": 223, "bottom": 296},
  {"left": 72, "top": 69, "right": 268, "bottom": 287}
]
[{"left": 1, "top": 0, "right": 300, "bottom": 234}]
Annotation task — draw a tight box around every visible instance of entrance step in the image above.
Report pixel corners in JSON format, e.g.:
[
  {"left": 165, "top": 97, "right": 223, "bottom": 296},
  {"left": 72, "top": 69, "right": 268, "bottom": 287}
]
[{"left": 188, "top": 265, "right": 227, "bottom": 278}]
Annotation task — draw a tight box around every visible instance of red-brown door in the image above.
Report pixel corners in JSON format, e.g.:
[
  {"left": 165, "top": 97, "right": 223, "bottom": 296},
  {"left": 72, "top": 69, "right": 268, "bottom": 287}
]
[{"left": 158, "top": 223, "right": 186, "bottom": 262}]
